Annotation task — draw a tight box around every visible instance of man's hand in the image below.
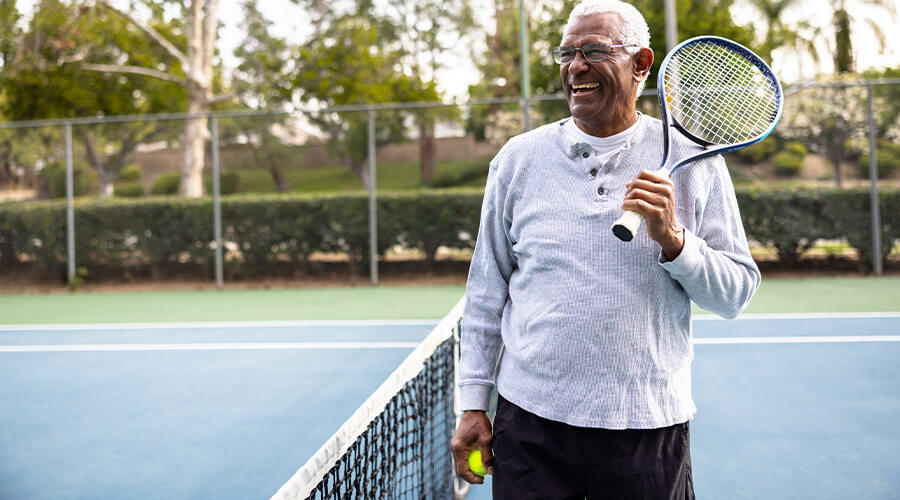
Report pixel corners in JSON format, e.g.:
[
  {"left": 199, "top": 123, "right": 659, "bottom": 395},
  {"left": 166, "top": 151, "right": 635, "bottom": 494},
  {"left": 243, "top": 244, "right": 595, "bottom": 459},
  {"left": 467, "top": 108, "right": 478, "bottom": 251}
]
[
  {"left": 622, "top": 169, "right": 685, "bottom": 259},
  {"left": 450, "top": 410, "right": 494, "bottom": 484}
]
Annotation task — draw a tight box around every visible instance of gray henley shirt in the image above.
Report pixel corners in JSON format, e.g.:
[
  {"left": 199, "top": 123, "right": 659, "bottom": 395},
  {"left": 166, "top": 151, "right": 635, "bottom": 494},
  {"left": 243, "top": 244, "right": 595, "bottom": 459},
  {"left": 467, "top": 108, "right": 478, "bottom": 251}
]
[{"left": 459, "top": 114, "right": 761, "bottom": 429}]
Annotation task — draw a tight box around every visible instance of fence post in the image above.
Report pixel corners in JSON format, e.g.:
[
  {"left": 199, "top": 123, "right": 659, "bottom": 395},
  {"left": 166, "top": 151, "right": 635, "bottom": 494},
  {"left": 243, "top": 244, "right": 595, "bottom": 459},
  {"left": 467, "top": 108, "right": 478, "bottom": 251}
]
[
  {"left": 65, "top": 122, "right": 76, "bottom": 288},
  {"left": 368, "top": 108, "right": 379, "bottom": 285},
  {"left": 865, "top": 82, "right": 883, "bottom": 276},
  {"left": 519, "top": 0, "right": 531, "bottom": 132},
  {"left": 211, "top": 115, "right": 224, "bottom": 289}
]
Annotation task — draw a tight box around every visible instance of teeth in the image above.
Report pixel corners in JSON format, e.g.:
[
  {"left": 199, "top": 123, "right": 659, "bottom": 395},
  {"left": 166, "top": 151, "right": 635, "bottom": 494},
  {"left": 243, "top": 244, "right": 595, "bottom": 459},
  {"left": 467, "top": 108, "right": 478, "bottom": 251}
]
[{"left": 572, "top": 82, "right": 599, "bottom": 90}]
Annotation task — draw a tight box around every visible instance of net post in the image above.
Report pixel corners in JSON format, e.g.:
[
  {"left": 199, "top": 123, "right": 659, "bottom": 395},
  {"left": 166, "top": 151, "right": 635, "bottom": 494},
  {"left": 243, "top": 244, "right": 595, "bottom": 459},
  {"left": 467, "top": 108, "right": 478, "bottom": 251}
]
[
  {"left": 65, "top": 122, "right": 76, "bottom": 288},
  {"left": 866, "top": 82, "right": 883, "bottom": 276}
]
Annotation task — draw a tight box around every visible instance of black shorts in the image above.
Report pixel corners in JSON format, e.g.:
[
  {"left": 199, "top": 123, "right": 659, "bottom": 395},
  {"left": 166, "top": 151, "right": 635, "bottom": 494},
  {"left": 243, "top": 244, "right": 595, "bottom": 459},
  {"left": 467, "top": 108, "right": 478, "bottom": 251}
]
[{"left": 492, "top": 394, "right": 694, "bottom": 500}]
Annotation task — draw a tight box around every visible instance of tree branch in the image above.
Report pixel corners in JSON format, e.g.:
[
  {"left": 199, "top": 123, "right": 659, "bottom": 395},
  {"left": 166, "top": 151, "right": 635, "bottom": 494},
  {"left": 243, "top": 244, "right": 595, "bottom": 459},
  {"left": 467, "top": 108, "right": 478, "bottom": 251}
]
[
  {"left": 202, "top": 0, "right": 220, "bottom": 78},
  {"left": 81, "top": 63, "right": 187, "bottom": 85},
  {"left": 96, "top": 0, "right": 190, "bottom": 69},
  {"left": 208, "top": 92, "right": 237, "bottom": 105}
]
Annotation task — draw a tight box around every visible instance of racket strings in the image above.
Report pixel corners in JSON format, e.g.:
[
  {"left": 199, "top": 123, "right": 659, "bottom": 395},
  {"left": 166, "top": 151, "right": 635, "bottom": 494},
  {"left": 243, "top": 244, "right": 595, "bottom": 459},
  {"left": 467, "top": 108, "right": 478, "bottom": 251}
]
[
  {"left": 664, "top": 41, "right": 779, "bottom": 145},
  {"left": 669, "top": 47, "right": 775, "bottom": 141}
]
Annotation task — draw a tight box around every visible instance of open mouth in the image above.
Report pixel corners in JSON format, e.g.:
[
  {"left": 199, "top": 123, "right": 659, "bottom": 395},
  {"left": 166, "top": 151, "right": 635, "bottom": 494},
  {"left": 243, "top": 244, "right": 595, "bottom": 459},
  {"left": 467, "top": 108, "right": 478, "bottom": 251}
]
[{"left": 570, "top": 82, "right": 600, "bottom": 94}]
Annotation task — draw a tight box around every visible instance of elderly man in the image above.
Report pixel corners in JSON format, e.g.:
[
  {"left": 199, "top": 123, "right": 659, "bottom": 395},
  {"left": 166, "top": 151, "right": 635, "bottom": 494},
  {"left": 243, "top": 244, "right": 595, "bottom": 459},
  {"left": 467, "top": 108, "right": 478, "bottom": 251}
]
[{"left": 450, "top": 0, "right": 760, "bottom": 498}]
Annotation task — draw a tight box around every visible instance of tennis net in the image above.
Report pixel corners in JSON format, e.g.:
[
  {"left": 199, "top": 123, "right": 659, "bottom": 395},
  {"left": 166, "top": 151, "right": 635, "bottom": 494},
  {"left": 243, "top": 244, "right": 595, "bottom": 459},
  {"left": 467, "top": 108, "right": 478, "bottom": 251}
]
[{"left": 271, "top": 297, "right": 467, "bottom": 500}]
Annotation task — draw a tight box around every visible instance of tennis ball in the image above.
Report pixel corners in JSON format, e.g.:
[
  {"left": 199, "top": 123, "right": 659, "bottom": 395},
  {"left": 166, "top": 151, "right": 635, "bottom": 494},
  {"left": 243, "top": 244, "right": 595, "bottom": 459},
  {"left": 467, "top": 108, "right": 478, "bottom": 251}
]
[{"left": 467, "top": 449, "right": 489, "bottom": 477}]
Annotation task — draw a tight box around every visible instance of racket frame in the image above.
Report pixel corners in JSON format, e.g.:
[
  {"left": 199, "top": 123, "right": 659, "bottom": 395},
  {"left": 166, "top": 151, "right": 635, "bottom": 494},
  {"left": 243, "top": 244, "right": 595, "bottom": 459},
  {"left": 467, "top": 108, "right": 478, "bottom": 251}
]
[{"left": 611, "top": 36, "right": 783, "bottom": 242}]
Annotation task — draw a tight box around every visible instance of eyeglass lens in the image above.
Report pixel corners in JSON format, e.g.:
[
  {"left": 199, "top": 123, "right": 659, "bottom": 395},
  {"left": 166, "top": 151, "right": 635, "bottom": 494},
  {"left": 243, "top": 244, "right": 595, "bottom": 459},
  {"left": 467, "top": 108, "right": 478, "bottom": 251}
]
[{"left": 553, "top": 42, "right": 614, "bottom": 63}]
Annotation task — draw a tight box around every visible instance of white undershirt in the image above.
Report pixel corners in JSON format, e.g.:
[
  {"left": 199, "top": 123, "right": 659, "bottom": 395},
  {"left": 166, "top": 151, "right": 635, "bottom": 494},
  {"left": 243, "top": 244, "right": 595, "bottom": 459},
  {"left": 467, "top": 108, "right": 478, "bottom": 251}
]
[{"left": 562, "top": 113, "right": 641, "bottom": 166}]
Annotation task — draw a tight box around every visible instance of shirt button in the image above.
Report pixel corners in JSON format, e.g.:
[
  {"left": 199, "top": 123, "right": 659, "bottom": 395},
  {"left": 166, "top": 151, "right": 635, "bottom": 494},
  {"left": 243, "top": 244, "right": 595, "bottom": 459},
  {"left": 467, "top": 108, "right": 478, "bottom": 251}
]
[
  {"left": 582, "top": 151, "right": 590, "bottom": 158},
  {"left": 590, "top": 168, "right": 598, "bottom": 176},
  {"left": 597, "top": 186, "right": 605, "bottom": 195}
]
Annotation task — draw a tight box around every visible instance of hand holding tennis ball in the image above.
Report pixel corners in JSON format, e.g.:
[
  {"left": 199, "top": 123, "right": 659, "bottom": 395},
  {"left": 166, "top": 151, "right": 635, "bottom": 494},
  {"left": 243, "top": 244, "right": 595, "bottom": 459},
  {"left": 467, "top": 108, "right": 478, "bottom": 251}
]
[
  {"left": 451, "top": 410, "right": 493, "bottom": 483},
  {"left": 467, "top": 449, "right": 492, "bottom": 477}
]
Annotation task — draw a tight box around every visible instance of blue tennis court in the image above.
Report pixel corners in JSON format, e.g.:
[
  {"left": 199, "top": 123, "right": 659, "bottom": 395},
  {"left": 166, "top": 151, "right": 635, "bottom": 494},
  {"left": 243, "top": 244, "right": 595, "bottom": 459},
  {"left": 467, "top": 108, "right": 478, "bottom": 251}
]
[{"left": 1, "top": 314, "right": 898, "bottom": 499}]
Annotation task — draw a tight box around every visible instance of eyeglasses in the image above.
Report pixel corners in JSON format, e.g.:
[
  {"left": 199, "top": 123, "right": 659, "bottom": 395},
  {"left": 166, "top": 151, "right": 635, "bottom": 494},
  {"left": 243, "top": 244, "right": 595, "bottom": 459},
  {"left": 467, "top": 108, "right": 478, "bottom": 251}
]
[{"left": 551, "top": 42, "right": 639, "bottom": 64}]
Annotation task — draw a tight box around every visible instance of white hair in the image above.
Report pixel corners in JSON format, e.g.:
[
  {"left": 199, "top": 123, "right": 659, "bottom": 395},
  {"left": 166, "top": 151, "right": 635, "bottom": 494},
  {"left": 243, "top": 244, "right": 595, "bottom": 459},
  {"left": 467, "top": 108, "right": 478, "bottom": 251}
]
[{"left": 564, "top": 0, "right": 652, "bottom": 97}]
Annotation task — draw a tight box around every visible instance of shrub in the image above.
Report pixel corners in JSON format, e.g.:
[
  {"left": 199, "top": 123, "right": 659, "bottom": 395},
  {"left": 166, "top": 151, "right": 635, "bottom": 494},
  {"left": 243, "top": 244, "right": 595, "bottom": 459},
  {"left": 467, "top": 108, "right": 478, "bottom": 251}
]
[
  {"left": 734, "top": 138, "right": 777, "bottom": 163},
  {"left": 857, "top": 141, "right": 900, "bottom": 179},
  {"left": 783, "top": 141, "right": 809, "bottom": 158},
  {"left": 39, "top": 162, "right": 98, "bottom": 199},
  {"left": 114, "top": 182, "right": 144, "bottom": 197},
  {"left": 204, "top": 170, "right": 241, "bottom": 195},
  {"left": 773, "top": 151, "right": 804, "bottom": 177},
  {"left": 3, "top": 188, "right": 897, "bottom": 282},
  {"left": 429, "top": 160, "right": 490, "bottom": 188},
  {"left": 117, "top": 165, "right": 143, "bottom": 182},
  {"left": 150, "top": 171, "right": 181, "bottom": 195},
  {"left": 736, "top": 187, "right": 829, "bottom": 265}
]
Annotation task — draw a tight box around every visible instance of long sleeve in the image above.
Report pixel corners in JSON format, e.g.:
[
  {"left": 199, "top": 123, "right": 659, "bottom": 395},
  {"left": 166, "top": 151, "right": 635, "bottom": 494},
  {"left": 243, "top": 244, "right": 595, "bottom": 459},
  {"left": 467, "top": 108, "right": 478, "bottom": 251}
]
[
  {"left": 661, "top": 155, "right": 761, "bottom": 319},
  {"left": 458, "top": 155, "right": 515, "bottom": 412}
]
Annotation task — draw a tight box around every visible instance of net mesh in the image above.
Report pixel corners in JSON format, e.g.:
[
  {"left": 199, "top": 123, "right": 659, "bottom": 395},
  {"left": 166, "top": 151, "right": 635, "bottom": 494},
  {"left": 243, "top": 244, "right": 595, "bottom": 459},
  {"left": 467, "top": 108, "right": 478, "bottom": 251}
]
[
  {"left": 664, "top": 40, "right": 780, "bottom": 145},
  {"left": 272, "top": 299, "right": 464, "bottom": 500}
]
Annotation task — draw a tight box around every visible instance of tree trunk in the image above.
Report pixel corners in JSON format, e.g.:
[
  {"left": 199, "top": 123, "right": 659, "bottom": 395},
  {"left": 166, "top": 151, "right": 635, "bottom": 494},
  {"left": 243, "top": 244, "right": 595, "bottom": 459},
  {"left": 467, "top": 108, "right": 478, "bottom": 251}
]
[
  {"left": 81, "top": 132, "right": 115, "bottom": 197},
  {"left": 418, "top": 120, "right": 436, "bottom": 184},
  {"left": 179, "top": 0, "right": 217, "bottom": 197},
  {"left": 828, "top": 154, "right": 842, "bottom": 188},
  {"left": 180, "top": 90, "right": 209, "bottom": 197},
  {"left": 270, "top": 165, "right": 289, "bottom": 192},
  {"left": 351, "top": 158, "right": 371, "bottom": 192},
  {"left": 833, "top": 8, "right": 854, "bottom": 73}
]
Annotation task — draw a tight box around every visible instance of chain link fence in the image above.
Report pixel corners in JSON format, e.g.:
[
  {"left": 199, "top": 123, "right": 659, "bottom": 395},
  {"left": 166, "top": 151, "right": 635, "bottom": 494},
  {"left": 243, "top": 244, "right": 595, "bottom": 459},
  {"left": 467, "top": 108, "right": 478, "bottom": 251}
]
[{"left": 1, "top": 80, "right": 898, "bottom": 290}]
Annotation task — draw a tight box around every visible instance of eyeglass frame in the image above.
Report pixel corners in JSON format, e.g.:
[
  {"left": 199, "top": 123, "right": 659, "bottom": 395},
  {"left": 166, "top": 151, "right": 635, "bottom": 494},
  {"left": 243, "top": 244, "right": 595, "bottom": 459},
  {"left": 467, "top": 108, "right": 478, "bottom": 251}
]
[{"left": 551, "top": 42, "right": 640, "bottom": 64}]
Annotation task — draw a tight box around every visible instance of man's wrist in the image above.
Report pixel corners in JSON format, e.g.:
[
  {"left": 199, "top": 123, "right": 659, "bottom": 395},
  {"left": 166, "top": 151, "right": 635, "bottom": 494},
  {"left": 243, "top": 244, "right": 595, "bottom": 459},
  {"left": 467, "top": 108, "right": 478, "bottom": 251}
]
[{"left": 661, "top": 225, "right": 685, "bottom": 261}]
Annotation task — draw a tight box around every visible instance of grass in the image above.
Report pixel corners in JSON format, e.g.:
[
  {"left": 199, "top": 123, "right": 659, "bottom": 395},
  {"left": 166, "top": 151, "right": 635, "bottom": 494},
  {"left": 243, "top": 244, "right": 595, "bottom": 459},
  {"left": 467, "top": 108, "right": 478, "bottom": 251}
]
[{"left": 224, "top": 158, "right": 491, "bottom": 194}]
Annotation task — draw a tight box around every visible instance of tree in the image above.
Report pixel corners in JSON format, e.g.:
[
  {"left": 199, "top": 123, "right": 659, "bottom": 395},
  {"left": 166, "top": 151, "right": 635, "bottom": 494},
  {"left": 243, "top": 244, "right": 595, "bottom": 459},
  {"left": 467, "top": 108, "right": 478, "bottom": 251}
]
[
  {"left": 75, "top": 0, "right": 229, "bottom": 197},
  {"left": 780, "top": 73, "right": 869, "bottom": 186},
  {"left": 469, "top": 0, "right": 756, "bottom": 136},
  {"left": 467, "top": 0, "right": 536, "bottom": 139},
  {"left": 827, "top": 0, "right": 897, "bottom": 74},
  {"left": 292, "top": 13, "right": 423, "bottom": 189},
  {"left": 860, "top": 66, "right": 900, "bottom": 141},
  {"left": 230, "top": 0, "right": 295, "bottom": 192},
  {"left": 0, "top": 0, "right": 187, "bottom": 196},
  {"left": 0, "top": 0, "right": 22, "bottom": 187},
  {"left": 744, "top": 0, "right": 821, "bottom": 71},
  {"left": 371, "top": 0, "right": 474, "bottom": 183}
]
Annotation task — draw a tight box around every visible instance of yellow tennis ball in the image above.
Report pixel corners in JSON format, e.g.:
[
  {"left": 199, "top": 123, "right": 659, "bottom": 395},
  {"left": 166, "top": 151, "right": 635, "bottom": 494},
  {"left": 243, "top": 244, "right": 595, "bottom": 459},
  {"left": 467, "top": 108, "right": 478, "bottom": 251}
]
[{"left": 467, "top": 449, "right": 488, "bottom": 477}]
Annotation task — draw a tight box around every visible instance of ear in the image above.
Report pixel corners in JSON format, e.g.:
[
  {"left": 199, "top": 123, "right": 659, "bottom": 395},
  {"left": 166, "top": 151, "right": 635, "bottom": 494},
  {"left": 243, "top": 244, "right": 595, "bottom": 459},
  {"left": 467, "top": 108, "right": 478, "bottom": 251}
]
[{"left": 633, "top": 47, "right": 653, "bottom": 81}]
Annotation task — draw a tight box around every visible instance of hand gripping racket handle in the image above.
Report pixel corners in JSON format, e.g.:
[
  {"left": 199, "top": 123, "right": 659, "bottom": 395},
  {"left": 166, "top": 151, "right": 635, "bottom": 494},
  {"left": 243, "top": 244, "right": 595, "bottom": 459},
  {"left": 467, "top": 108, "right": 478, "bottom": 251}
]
[{"left": 611, "top": 210, "right": 644, "bottom": 242}]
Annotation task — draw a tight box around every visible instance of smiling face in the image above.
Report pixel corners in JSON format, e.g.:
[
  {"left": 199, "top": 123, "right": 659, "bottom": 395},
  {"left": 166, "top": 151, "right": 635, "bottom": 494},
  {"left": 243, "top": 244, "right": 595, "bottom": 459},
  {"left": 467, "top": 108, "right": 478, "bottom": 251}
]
[{"left": 560, "top": 12, "right": 648, "bottom": 137}]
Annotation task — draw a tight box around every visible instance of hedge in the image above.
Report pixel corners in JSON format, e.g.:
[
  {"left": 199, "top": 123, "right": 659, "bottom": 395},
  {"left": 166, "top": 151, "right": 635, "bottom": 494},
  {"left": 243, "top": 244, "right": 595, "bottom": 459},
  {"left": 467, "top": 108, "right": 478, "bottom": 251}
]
[{"left": 0, "top": 188, "right": 897, "bottom": 281}]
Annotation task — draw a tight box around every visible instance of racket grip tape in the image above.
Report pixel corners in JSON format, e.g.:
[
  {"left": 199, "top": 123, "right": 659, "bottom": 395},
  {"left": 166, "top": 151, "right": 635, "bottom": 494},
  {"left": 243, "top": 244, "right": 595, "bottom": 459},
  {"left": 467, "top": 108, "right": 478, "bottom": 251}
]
[{"left": 611, "top": 210, "right": 644, "bottom": 242}]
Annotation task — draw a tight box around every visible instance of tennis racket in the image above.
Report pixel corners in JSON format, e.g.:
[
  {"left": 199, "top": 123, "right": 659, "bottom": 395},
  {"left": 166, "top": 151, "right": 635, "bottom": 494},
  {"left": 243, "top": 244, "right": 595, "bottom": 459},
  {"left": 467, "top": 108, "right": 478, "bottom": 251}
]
[{"left": 611, "top": 36, "right": 783, "bottom": 242}]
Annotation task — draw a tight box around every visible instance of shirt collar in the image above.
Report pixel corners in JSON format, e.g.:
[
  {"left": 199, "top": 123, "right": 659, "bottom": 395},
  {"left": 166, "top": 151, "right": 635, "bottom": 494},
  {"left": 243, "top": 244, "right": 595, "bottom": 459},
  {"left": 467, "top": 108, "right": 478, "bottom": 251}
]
[{"left": 560, "top": 113, "right": 646, "bottom": 159}]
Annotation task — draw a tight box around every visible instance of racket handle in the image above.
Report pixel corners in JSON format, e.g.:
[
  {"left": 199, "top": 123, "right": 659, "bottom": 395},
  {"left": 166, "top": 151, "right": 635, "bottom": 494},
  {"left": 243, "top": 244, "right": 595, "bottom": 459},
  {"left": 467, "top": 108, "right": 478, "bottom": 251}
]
[{"left": 611, "top": 210, "right": 644, "bottom": 242}]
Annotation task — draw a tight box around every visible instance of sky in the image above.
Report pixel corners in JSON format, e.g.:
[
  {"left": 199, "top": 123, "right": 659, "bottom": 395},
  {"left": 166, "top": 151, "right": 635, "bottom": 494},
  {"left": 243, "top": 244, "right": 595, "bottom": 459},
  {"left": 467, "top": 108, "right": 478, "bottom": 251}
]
[{"left": 15, "top": 0, "right": 900, "bottom": 99}]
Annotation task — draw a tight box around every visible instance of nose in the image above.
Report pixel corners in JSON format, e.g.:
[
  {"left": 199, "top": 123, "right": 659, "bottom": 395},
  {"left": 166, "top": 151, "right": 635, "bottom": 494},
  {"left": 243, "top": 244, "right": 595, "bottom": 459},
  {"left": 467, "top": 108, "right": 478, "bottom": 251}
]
[{"left": 567, "top": 49, "right": 589, "bottom": 74}]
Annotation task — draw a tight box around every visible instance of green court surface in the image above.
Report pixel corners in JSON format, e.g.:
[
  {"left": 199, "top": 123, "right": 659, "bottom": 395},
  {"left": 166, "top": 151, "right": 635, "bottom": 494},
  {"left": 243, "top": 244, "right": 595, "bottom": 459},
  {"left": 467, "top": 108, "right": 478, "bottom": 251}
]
[{"left": 0, "top": 276, "right": 898, "bottom": 324}]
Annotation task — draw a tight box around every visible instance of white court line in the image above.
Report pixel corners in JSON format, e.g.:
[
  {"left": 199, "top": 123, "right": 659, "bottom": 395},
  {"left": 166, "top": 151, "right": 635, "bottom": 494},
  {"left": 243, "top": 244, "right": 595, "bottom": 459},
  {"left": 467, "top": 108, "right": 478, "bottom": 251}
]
[
  {"left": 1, "top": 312, "right": 898, "bottom": 332},
  {"left": 2, "top": 336, "right": 899, "bottom": 353},
  {"left": 0, "top": 342, "right": 420, "bottom": 353},
  {"left": 694, "top": 335, "right": 900, "bottom": 344},
  {"left": 694, "top": 312, "right": 900, "bottom": 320},
  {"left": 0, "top": 319, "right": 439, "bottom": 332}
]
